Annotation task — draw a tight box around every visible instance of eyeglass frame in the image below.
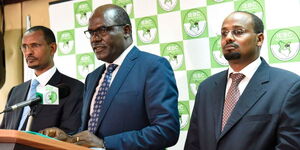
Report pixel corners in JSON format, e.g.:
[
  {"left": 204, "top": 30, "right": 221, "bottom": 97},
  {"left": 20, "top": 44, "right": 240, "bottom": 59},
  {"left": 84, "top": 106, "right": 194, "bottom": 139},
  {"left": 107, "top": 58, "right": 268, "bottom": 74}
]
[
  {"left": 83, "top": 24, "right": 127, "bottom": 39},
  {"left": 221, "top": 28, "right": 260, "bottom": 38}
]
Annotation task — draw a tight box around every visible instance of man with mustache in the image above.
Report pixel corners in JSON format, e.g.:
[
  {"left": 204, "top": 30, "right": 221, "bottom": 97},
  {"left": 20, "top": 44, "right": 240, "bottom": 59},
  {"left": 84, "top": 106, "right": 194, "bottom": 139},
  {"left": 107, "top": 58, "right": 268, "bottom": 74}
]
[
  {"left": 185, "top": 11, "right": 300, "bottom": 149},
  {"left": 1, "top": 26, "right": 84, "bottom": 134},
  {"left": 40, "top": 4, "right": 179, "bottom": 150}
]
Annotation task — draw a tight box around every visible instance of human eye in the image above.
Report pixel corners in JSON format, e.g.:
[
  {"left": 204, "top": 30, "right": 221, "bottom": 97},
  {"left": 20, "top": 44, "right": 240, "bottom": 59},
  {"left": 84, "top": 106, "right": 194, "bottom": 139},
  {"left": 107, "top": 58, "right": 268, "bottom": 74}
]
[
  {"left": 98, "top": 26, "right": 108, "bottom": 35},
  {"left": 221, "top": 30, "right": 229, "bottom": 37},
  {"left": 233, "top": 29, "right": 246, "bottom": 36},
  {"left": 31, "top": 43, "right": 42, "bottom": 48}
]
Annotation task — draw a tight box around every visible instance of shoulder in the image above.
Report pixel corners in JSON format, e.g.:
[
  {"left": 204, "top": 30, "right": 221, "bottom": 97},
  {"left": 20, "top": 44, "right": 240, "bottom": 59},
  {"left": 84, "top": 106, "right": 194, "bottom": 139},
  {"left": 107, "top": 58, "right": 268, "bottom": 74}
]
[{"left": 58, "top": 73, "right": 84, "bottom": 87}]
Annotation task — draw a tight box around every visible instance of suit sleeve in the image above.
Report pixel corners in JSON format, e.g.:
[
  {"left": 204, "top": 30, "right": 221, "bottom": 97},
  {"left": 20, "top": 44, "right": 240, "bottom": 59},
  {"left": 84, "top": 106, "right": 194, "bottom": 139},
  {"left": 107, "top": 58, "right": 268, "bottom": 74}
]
[
  {"left": 57, "top": 80, "right": 84, "bottom": 134},
  {"left": 104, "top": 57, "right": 180, "bottom": 150},
  {"left": 0, "top": 87, "right": 15, "bottom": 129},
  {"left": 276, "top": 79, "right": 300, "bottom": 149}
]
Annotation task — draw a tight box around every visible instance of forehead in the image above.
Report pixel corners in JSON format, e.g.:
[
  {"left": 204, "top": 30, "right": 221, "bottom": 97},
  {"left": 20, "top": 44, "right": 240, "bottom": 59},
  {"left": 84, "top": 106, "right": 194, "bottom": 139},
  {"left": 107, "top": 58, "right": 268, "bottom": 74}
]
[
  {"left": 22, "top": 30, "right": 45, "bottom": 43},
  {"left": 222, "top": 12, "right": 254, "bottom": 30},
  {"left": 88, "top": 8, "right": 117, "bottom": 30}
]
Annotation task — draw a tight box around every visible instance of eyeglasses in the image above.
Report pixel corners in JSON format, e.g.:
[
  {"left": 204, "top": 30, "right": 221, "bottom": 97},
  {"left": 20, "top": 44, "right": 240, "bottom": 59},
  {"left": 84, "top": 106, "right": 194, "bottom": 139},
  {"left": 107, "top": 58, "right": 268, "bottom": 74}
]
[
  {"left": 21, "top": 43, "right": 43, "bottom": 51},
  {"left": 221, "top": 29, "right": 247, "bottom": 38},
  {"left": 84, "top": 24, "right": 126, "bottom": 39}
]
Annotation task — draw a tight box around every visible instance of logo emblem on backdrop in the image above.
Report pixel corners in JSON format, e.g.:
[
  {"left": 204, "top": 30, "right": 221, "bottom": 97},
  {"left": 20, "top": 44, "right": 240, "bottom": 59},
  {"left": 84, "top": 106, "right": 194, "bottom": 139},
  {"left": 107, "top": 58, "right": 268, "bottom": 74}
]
[
  {"left": 178, "top": 101, "right": 190, "bottom": 130},
  {"left": 183, "top": 8, "right": 207, "bottom": 38},
  {"left": 212, "top": 36, "right": 228, "bottom": 66},
  {"left": 136, "top": 17, "right": 159, "bottom": 45},
  {"left": 76, "top": 53, "right": 95, "bottom": 79},
  {"left": 57, "top": 30, "right": 75, "bottom": 56},
  {"left": 270, "top": 29, "right": 300, "bottom": 61},
  {"left": 188, "top": 70, "right": 209, "bottom": 99},
  {"left": 158, "top": 0, "right": 178, "bottom": 12},
  {"left": 162, "top": 42, "right": 185, "bottom": 70},
  {"left": 214, "top": 0, "right": 224, "bottom": 2},
  {"left": 113, "top": 0, "right": 134, "bottom": 18},
  {"left": 74, "top": 1, "right": 92, "bottom": 27},
  {"left": 236, "top": 0, "right": 264, "bottom": 20}
]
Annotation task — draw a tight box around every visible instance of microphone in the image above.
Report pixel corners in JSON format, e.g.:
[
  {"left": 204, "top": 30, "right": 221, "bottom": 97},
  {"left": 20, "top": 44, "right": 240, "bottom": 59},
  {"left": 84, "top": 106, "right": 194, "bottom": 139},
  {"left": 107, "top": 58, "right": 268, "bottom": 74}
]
[{"left": 0, "top": 83, "right": 70, "bottom": 114}]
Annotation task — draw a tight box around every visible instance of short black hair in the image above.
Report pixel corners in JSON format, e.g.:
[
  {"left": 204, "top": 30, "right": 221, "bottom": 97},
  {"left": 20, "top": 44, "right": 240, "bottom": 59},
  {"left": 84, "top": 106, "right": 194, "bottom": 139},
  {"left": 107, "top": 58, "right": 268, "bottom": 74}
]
[
  {"left": 24, "top": 26, "right": 56, "bottom": 43},
  {"left": 235, "top": 11, "right": 264, "bottom": 34}
]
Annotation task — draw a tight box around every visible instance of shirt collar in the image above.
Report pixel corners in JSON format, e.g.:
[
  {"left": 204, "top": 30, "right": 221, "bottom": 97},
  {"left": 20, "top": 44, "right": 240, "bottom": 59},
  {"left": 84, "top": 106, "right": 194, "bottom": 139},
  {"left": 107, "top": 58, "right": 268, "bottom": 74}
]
[
  {"left": 105, "top": 43, "right": 134, "bottom": 68},
  {"left": 227, "top": 57, "right": 262, "bottom": 79},
  {"left": 33, "top": 66, "right": 57, "bottom": 86}
]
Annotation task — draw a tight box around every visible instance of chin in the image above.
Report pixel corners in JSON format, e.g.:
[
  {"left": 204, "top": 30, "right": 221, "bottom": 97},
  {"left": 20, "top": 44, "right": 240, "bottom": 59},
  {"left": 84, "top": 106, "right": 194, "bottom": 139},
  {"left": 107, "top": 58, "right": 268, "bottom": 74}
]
[{"left": 224, "top": 52, "right": 241, "bottom": 60}]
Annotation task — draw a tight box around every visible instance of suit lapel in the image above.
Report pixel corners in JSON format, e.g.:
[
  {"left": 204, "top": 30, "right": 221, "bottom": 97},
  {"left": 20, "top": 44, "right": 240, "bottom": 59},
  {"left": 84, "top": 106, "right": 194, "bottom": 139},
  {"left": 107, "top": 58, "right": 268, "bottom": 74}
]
[
  {"left": 33, "top": 70, "right": 62, "bottom": 115},
  {"left": 13, "top": 81, "right": 31, "bottom": 129},
  {"left": 213, "top": 71, "right": 228, "bottom": 139},
  {"left": 81, "top": 65, "right": 105, "bottom": 130},
  {"left": 96, "top": 47, "right": 139, "bottom": 130},
  {"left": 218, "top": 59, "right": 270, "bottom": 140}
]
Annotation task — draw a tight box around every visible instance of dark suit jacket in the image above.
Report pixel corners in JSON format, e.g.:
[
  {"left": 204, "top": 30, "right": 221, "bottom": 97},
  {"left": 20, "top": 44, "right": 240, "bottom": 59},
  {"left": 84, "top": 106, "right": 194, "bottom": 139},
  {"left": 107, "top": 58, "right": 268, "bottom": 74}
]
[
  {"left": 80, "top": 46, "right": 180, "bottom": 150},
  {"left": 185, "top": 58, "right": 300, "bottom": 150},
  {"left": 1, "top": 70, "right": 84, "bottom": 134}
]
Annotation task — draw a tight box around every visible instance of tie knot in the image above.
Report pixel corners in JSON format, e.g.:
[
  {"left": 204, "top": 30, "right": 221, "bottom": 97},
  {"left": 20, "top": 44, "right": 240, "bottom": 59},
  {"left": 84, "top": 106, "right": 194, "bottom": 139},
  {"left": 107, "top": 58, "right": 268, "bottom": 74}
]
[
  {"left": 107, "top": 64, "right": 118, "bottom": 73},
  {"left": 230, "top": 73, "right": 245, "bottom": 84},
  {"left": 31, "top": 79, "right": 40, "bottom": 88}
]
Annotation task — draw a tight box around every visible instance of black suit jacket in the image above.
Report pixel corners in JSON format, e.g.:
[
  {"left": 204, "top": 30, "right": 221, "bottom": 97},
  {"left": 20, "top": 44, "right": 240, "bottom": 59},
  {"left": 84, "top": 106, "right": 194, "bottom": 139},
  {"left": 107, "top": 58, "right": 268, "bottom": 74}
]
[
  {"left": 185, "top": 58, "right": 300, "bottom": 150},
  {"left": 0, "top": 70, "right": 84, "bottom": 134}
]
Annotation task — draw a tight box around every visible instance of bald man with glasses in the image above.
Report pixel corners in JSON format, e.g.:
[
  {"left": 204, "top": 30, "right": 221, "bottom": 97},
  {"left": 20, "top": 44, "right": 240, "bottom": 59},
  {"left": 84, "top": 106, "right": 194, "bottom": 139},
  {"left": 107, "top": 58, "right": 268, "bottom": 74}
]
[{"left": 40, "top": 4, "right": 180, "bottom": 150}]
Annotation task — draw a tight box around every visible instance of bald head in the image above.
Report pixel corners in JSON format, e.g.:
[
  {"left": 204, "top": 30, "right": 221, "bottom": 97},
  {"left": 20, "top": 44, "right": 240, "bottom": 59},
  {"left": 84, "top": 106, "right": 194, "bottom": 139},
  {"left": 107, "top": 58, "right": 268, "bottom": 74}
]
[{"left": 91, "top": 4, "right": 131, "bottom": 26}]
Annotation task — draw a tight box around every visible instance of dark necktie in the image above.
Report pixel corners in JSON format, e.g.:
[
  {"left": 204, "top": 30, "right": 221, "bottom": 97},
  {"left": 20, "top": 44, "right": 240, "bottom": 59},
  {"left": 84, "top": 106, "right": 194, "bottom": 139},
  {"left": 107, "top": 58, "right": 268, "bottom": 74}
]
[
  {"left": 222, "top": 73, "right": 245, "bottom": 130},
  {"left": 88, "top": 64, "right": 118, "bottom": 133}
]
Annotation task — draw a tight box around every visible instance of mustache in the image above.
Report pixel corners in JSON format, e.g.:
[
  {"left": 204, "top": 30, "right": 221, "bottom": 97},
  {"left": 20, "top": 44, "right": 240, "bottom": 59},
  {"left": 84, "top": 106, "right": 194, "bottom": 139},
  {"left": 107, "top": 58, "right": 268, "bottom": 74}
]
[
  {"left": 223, "top": 43, "right": 239, "bottom": 49},
  {"left": 91, "top": 42, "right": 106, "bottom": 48},
  {"left": 26, "top": 56, "right": 37, "bottom": 60}
]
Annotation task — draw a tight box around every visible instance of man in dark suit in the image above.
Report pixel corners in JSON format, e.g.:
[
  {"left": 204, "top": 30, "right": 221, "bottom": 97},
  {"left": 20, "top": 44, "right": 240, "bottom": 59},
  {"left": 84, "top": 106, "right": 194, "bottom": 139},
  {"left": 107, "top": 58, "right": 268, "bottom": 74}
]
[
  {"left": 0, "top": 26, "right": 83, "bottom": 134},
  {"left": 40, "top": 4, "right": 179, "bottom": 150},
  {"left": 184, "top": 11, "right": 300, "bottom": 150}
]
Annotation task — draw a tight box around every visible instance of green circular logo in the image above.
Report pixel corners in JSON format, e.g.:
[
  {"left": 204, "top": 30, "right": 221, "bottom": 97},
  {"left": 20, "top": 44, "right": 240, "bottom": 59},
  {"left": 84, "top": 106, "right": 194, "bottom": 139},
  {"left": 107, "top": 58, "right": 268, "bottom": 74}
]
[
  {"left": 214, "top": 0, "right": 224, "bottom": 2},
  {"left": 58, "top": 31, "right": 74, "bottom": 55},
  {"left": 163, "top": 43, "right": 184, "bottom": 70},
  {"left": 178, "top": 102, "right": 190, "bottom": 129},
  {"left": 270, "top": 29, "right": 300, "bottom": 61},
  {"left": 183, "top": 9, "right": 207, "bottom": 37},
  {"left": 189, "top": 70, "right": 208, "bottom": 96},
  {"left": 158, "top": 0, "right": 178, "bottom": 11},
  {"left": 115, "top": 0, "right": 133, "bottom": 16},
  {"left": 238, "top": 0, "right": 264, "bottom": 20},
  {"left": 78, "top": 54, "right": 95, "bottom": 77},
  {"left": 46, "top": 91, "right": 57, "bottom": 104},
  {"left": 75, "top": 1, "right": 92, "bottom": 26},
  {"left": 212, "top": 36, "right": 228, "bottom": 66},
  {"left": 137, "top": 17, "right": 157, "bottom": 43}
]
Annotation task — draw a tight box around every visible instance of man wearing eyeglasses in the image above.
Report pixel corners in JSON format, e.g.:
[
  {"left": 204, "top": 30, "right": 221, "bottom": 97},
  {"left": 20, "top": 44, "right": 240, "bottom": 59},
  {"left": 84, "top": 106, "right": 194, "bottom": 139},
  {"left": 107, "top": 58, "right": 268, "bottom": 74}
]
[
  {"left": 40, "top": 4, "right": 179, "bottom": 150},
  {"left": 184, "top": 11, "right": 300, "bottom": 150},
  {"left": 0, "top": 26, "right": 84, "bottom": 134}
]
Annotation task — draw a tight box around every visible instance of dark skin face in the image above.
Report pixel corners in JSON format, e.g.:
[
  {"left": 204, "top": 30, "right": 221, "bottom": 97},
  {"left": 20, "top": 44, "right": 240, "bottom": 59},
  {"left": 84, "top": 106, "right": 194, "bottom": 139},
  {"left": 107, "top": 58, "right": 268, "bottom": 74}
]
[
  {"left": 88, "top": 6, "right": 131, "bottom": 63},
  {"left": 21, "top": 30, "right": 56, "bottom": 76},
  {"left": 221, "top": 12, "right": 264, "bottom": 72}
]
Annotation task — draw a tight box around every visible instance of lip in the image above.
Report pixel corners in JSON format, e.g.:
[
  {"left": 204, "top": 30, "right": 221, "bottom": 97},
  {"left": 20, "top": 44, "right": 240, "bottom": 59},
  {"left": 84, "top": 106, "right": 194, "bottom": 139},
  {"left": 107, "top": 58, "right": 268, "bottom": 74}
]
[{"left": 223, "top": 44, "right": 238, "bottom": 51}]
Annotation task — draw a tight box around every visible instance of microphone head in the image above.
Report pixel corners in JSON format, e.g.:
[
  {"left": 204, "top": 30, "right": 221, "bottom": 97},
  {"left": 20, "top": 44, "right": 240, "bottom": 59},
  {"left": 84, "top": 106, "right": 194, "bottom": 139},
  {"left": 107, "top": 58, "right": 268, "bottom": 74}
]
[{"left": 56, "top": 83, "right": 70, "bottom": 99}]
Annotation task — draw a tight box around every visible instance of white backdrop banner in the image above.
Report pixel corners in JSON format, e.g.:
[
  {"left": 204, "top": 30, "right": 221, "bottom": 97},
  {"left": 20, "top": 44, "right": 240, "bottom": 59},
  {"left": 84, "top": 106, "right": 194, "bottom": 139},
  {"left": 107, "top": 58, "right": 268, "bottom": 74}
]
[{"left": 49, "top": 0, "right": 300, "bottom": 149}]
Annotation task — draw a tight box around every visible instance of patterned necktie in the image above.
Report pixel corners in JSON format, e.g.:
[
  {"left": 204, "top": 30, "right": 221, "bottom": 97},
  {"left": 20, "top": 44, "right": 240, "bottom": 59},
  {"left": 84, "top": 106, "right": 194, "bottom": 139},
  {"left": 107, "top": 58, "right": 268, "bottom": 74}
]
[
  {"left": 222, "top": 73, "right": 245, "bottom": 131},
  {"left": 88, "top": 64, "right": 118, "bottom": 133},
  {"left": 18, "top": 79, "right": 40, "bottom": 130}
]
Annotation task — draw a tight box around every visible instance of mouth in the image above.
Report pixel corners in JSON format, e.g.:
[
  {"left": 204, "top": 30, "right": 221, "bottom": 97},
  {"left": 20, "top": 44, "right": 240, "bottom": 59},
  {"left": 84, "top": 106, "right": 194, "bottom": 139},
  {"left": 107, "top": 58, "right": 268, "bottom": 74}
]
[
  {"left": 223, "top": 44, "right": 238, "bottom": 51},
  {"left": 92, "top": 44, "right": 107, "bottom": 53},
  {"left": 26, "top": 57, "right": 37, "bottom": 63}
]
